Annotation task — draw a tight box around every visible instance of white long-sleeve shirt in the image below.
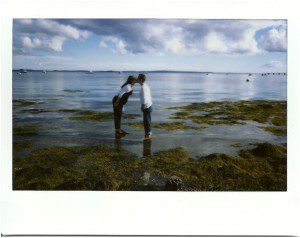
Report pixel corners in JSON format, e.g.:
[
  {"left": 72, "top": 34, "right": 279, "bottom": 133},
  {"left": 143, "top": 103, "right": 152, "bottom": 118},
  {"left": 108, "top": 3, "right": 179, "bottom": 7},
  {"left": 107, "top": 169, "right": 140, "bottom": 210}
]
[{"left": 140, "top": 83, "right": 152, "bottom": 108}]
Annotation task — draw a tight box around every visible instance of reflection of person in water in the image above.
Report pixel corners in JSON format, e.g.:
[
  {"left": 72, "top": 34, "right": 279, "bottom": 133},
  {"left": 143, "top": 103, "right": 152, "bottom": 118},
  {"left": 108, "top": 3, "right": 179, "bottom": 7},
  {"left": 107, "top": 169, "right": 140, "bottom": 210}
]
[
  {"left": 115, "top": 136, "right": 152, "bottom": 157},
  {"left": 114, "top": 136, "right": 122, "bottom": 152},
  {"left": 143, "top": 139, "right": 152, "bottom": 157}
]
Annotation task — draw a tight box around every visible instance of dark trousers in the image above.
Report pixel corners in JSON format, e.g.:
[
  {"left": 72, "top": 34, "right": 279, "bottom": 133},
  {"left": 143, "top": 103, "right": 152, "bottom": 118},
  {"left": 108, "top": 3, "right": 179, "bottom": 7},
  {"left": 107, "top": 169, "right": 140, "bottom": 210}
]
[
  {"left": 113, "top": 96, "right": 123, "bottom": 130},
  {"left": 143, "top": 106, "right": 152, "bottom": 136}
]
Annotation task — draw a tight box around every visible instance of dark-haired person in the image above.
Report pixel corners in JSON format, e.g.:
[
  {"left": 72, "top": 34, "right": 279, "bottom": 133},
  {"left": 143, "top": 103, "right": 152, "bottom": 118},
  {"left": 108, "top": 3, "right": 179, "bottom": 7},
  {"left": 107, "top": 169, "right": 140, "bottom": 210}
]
[
  {"left": 113, "top": 76, "right": 136, "bottom": 135},
  {"left": 138, "top": 73, "right": 153, "bottom": 140}
]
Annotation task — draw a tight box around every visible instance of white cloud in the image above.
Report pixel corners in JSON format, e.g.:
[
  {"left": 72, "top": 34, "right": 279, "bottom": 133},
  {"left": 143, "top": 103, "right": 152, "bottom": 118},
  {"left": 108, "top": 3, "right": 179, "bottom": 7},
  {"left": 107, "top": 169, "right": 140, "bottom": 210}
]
[
  {"left": 99, "top": 36, "right": 128, "bottom": 54},
  {"left": 203, "top": 31, "right": 228, "bottom": 53},
  {"left": 14, "top": 19, "right": 287, "bottom": 56},
  {"left": 95, "top": 19, "right": 287, "bottom": 55},
  {"left": 14, "top": 19, "right": 91, "bottom": 54},
  {"left": 259, "top": 27, "right": 287, "bottom": 52},
  {"left": 21, "top": 36, "right": 65, "bottom": 52},
  {"left": 261, "top": 61, "right": 284, "bottom": 68}
]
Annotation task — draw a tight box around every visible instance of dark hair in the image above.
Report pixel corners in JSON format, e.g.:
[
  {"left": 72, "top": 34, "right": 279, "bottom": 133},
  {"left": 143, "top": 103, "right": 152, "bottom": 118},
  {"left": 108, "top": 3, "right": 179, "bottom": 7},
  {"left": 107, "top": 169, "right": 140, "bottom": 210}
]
[
  {"left": 121, "top": 75, "right": 136, "bottom": 88},
  {"left": 138, "top": 73, "right": 146, "bottom": 83}
]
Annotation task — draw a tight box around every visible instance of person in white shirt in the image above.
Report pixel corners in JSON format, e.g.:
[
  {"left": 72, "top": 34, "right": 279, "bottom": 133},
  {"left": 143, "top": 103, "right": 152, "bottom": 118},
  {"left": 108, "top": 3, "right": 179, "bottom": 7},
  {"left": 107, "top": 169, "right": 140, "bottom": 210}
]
[
  {"left": 112, "top": 75, "right": 136, "bottom": 135},
  {"left": 138, "top": 73, "right": 153, "bottom": 140}
]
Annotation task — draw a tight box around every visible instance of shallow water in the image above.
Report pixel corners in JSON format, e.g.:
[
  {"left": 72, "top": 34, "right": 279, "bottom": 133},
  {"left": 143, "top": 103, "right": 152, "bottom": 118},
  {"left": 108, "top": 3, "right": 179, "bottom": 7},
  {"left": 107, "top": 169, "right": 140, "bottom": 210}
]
[{"left": 13, "top": 71, "right": 287, "bottom": 158}]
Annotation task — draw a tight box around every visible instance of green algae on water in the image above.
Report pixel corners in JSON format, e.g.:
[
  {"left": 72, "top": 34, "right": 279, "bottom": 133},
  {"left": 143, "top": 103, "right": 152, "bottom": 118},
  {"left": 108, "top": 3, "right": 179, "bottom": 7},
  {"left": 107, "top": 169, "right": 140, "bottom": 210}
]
[
  {"left": 69, "top": 110, "right": 114, "bottom": 122},
  {"left": 127, "top": 121, "right": 206, "bottom": 131},
  {"left": 13, "top": 99, "right": 42, "bottom": 107},
  {"left": 127, "top": 122, "right": 144, "bottom": 129},
  {"left": 67, "top": 110, "right": 139, "bottom": 122},
  {"left": 152, "top": 122, "right": 206, "bottom": 131},
  {"left": 13, "top": 141, "right": 32, "bottom": 153},
  {"left": 13, "top": 126, "right": 38, "bottom": 136},
  {"left": 123, "top": 113, "right": 140, "bottom": 119},
  {"left": 258, "top": 126, "right": 287, "bottom": 136},
  {"left": 168, "top": 100, "right": 287, "bottom": 128},
  {"left": 21, "top": 108, "right": 53, "bottom": 114},
  {"left": 58, "top": 109, "right": 84, "bottom": 113},
  {"left": 63, "top": 90, "right": 89, "bottom": 93}
]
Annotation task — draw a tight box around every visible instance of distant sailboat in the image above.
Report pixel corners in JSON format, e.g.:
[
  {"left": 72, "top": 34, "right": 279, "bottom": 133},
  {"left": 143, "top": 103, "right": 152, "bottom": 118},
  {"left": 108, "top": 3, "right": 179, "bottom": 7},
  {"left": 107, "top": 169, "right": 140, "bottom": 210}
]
[
  {"left": 86, "top": 70, "right": 94, "bottom": 74},
  {"left": 42, "top": 70, "right": 46, "bottom": 74}
]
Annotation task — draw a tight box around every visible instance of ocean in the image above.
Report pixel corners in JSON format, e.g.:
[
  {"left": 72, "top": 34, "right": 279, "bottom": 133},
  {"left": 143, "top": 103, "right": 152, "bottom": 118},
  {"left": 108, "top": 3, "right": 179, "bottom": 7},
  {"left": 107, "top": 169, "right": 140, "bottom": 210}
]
[{"left": 13, "top": 71, "right": 287, "bottom": 158}]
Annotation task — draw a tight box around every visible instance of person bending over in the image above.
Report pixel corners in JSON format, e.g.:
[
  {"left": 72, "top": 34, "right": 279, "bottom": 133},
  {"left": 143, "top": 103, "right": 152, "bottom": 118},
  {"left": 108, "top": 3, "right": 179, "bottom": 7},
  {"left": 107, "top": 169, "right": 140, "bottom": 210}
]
[{"left": 112, "top": 75, "right": 136, "bottom": 135}]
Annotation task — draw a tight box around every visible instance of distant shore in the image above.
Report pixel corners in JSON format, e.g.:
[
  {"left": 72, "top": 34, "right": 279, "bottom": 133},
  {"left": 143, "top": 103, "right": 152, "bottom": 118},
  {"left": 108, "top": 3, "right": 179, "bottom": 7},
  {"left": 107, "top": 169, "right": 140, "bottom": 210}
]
[{"left": 12, "top": 69, "right": 287, "bottom": 74}]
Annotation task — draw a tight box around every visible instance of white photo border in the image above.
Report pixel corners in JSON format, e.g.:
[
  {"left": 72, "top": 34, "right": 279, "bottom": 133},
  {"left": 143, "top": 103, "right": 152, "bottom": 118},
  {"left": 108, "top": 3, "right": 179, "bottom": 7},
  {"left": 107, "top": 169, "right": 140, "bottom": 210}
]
[{"left": 1, "top": 0, "right": 299, "bottom": 236}]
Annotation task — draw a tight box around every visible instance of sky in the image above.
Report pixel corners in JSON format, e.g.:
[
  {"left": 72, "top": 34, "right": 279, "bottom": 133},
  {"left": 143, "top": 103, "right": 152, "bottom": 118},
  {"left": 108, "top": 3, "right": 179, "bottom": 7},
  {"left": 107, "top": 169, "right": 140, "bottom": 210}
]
[{"left": 13, "top": 19, "right": 287, "bottom": 73}]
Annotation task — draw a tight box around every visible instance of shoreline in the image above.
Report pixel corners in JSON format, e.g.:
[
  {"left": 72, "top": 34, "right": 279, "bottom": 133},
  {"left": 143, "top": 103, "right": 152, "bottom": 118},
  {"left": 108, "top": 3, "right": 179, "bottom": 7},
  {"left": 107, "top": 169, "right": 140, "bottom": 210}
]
[{"left": 13, "top": 99, "right": 287, "bottom": 191}]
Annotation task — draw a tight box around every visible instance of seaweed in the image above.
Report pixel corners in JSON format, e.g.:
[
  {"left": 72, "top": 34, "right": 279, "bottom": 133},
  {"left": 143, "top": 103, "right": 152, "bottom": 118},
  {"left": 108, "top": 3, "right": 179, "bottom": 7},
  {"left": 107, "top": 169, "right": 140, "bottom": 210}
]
[
  {"left": 13, "top": 126, "right": 38, "bottom": 136},
  {"left": 168, "top": 100, "right": 286, "bottom": 129},
  {"left": 127, "top": 121, "right": 206, "bottom": 131},
  {"left": 258, "top": 126, "right": 287, "bottom": 136},
  {"left": 63, "top": 90, "right": 88, "bottom": 93},
  {"left": 13, "top": 141, "right": 32, "bottom": 153},
  {"left": 13, "top": 99, "right": 41, "bottom": 107},
  {"left": 13, "top": 142, "right": 286, "bottom": 191},
  {"left": 69, "top": 110, "right": 114, "bottom": 122},
  {"left": 21, "top": 108, "right": 52, "bottom": 114}
]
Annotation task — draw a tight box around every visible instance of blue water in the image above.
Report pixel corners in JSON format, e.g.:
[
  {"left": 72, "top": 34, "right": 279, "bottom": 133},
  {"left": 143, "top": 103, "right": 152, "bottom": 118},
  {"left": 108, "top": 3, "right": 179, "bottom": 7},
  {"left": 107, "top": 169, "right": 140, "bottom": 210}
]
[{"left": 13, "top": 71, "right": 287, "bottom": 158}]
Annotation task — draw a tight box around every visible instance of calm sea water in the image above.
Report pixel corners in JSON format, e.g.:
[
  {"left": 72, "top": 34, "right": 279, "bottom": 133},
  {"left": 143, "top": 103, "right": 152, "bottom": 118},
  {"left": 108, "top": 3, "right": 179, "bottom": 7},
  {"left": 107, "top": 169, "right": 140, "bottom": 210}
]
[{"left": 13, "top": 71, "right": 287, "bottom": 158}]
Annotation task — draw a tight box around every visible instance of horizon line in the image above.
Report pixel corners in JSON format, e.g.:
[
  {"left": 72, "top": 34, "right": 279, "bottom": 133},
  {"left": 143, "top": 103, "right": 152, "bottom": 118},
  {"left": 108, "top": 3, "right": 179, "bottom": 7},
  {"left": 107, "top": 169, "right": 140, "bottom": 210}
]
[{"left": 12, "top": 69, "right": 287, "bottom": 74}]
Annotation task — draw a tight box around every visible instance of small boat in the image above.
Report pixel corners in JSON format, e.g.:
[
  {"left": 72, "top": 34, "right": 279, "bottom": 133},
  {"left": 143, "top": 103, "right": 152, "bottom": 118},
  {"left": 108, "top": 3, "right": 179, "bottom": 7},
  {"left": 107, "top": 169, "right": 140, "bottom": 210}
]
[
  {"left": 42, "top": 70, "right": 46, "bottom": 74},
  {"left": 20, "top": 69, "right": 27, "bottom": 74},
  {"left": 248, "top": 73, "right": 252, "bottom": 76},
  {"left": 118, "top": 71, "right": 122, "bottom": 74},
  {"left": 246, "top": 79, "right": 250, "bottom": 82},
  {"left": 86, "top": 70, "right": 94, "bottom": 74}
]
